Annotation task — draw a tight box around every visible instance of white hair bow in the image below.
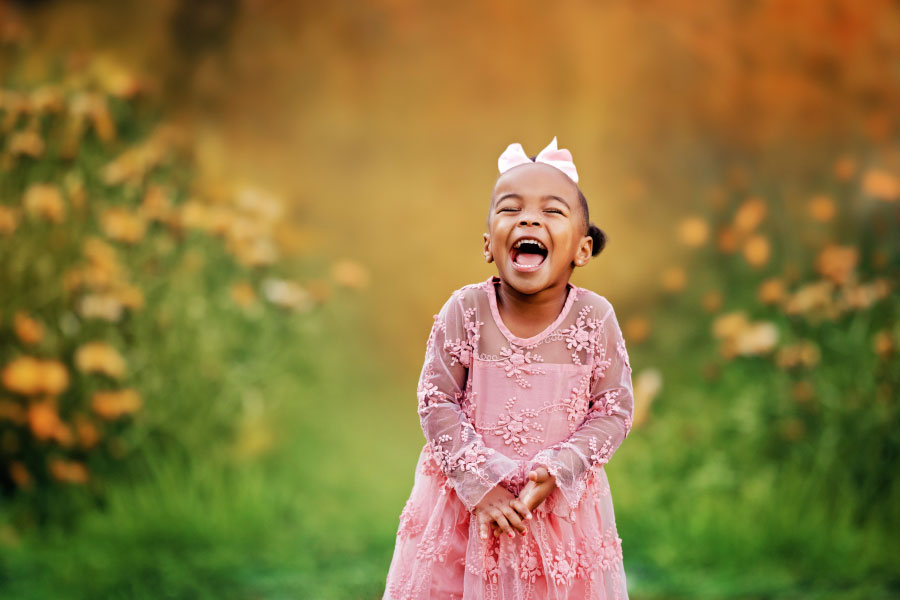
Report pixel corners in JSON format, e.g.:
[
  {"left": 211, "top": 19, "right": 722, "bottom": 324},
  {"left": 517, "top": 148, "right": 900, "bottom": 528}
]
[{"left": 497, "top": 136, "right": 579, "bottom": 184}]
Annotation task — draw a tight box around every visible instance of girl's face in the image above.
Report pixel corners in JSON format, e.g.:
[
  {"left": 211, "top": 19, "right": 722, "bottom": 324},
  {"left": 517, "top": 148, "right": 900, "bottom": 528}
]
[{"left": 483, "top": 162, "right": 593, "bottom": 295}]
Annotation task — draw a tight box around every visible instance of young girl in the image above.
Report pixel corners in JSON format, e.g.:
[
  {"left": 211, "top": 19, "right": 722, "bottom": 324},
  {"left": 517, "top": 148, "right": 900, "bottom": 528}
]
[{"left": 383, "top": 137, "right": 633, "bottom": 599}]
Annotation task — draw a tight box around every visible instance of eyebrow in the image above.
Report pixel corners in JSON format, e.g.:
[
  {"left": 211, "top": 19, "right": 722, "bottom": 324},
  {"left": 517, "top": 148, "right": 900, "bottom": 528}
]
[{"left": 495, "top": 193, "right": 571, "bottom": 209}]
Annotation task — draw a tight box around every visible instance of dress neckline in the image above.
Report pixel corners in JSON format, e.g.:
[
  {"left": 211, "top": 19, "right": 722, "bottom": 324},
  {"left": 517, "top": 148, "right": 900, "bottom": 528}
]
[{"left": 486, "top": 275, "right": 577, "bottom": 346}]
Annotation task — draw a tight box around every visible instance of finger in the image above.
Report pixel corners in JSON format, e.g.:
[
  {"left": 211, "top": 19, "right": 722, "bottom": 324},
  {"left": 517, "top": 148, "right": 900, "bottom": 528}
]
[
  {"left": 489, "top": 507, "right": 515, "bottom": 538},
  {"left": 480, "top": 520, "right": 489, "bottom": 540},
  {"left": 511, "top": 498, "right": 533, "bottom": 521},
  {"left": 500, "top": 504, "right": 527, "bottom": 534}
]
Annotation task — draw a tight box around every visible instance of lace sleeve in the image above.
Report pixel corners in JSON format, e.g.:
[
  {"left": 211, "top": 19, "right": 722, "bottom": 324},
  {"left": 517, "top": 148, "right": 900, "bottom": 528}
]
[
  {"left": 417, "top": 291, "right": 521, "bottom": 513},
  {"left": 527, "top": 303, "right": 634, "bottom": 510}
]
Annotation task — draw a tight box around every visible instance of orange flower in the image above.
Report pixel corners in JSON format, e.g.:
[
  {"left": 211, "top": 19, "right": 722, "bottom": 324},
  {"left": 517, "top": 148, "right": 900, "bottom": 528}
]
[
  {"left": 91, "top": 389, "right": 142, "bottom": 420},
  {"left": 807, "top": 195, "right": 836, "bottom": 222},
  {"left": 623, "top": 316, "right": 651, "bottom": 343},
  {"left": 815, "top": 244, "right": 858, "bottom": 286},
  {"left": 23, "top": 183, "right": 66, "bottom": 223},
  {"left": 27, "top": 397, "right": 72, "bottom": 445},
  {"left": 712, "top": 311, "right": 750, "bottom": 340},
  {"left": 776, "top": 340, "right": 821, "bottom": 369},
  {"left": 9, "top": 462, "right": 32, "bottom": 489},
  {"left": 833, "top": 156, "right": 855, "bottom": 181},
  {"left": 758, "top": 278, "right": 785, "bottom": 305},
  {"left": 0, "top": 399, "right": 26, "bottom": 424},
  {"left": 677, "top": 216, "right": 709, "bottom": 247},
  {"left": 742, "top": 234, "right": 770, "bottom": 268},
  {"left": 792, "top": 380, "right": 815, "bottom": 404},
  {"left": 331, "top": 259, "right": 371, "bottom": 290},
  {"left": 75, "top": 415, "right": 101, "bottom": 449},
  {"left": 701, "top": 291, "right": 723, "bottom": 313},
  {"left": 0, "top": 206, "right": 20, "bottom": 235},
  {"left": 230, "top": 282, "right": 257, "bottom": 309},
  {"left": 733, "top": 196, "right": 767, "bottom": 233},
  {"left": 660, "top": 266, "right": 686, "bottom": 293},
  {"left": 100, "top": 207, "right": 146, "bottom": 244},
  {"left": 862, "top": 168, "right": 900, "bottom": 201},
  {"left": 873, "top": 330, "right": 894, "bottom": 358},
  {"left": 13, "top": 311, "right": 44, "bottom": 346},
  {"left": 75, "top": 342, "right": 127, "bottom": 379},
  {"left": 716, "top": 226, "right": 739, "bottom": 254},
  {"left": 48, "top": 459, "right": 89, "bottom": 484}
]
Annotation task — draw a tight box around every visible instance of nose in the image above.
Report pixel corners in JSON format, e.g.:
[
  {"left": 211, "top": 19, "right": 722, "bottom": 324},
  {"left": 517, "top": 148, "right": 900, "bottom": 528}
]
[{"left": 519, "top": 210, "right": 543, "bottom": 227}]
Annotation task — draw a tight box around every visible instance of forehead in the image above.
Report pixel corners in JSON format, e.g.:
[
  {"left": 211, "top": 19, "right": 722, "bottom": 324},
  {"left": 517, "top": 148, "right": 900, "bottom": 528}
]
[{"left": 492, "top": 162, "right": 578, "bottom": 202}]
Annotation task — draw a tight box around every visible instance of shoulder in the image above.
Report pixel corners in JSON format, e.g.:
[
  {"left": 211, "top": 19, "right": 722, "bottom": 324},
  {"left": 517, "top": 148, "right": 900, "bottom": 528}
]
[
  {"left": 435, "top": 279, "right": 489, "bottom": 319},
  {"left": 571, "top": 285, "right": 615, "bottom": 321}
]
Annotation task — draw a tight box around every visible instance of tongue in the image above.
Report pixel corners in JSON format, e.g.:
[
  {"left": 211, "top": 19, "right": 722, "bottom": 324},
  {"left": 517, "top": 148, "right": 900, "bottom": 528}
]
[{"left": 515, "top": 252, "right": 545, "bottom": 266}]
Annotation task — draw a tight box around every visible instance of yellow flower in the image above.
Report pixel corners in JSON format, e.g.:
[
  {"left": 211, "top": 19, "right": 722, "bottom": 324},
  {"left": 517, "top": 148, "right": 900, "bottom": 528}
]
[
  {"left": 101, "top": 207, "right": 147, "bottom": 244},
  {"left": 0, "top": 206, "right": 19, "bottom": 235},
  {"left": 75, "top": 342, "right": 127, "bottom": 379},
  {"left": 8, "top": 129, "right": 44, "bottom": 157},
  {"left": 91, "top": 389, "right": 142, "bottom": 420},
  {"left": 677, "top": 216, "right": 709, "bottom": 247},
  {"left": 23, "top": 183, "right": 66, "bottom": 223},
  {"left": 1, "top": 357, "right": 69, "bottom": 396}
]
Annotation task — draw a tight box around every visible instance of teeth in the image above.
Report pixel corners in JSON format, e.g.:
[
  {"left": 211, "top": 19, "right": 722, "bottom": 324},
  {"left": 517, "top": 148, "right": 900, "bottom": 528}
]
[{"left": 514, "top": 238, "right": 546, "bottom": 250}]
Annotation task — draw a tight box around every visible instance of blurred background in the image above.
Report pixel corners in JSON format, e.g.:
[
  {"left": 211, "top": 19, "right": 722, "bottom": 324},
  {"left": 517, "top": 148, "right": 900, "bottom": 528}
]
[{"left": 0, "top": 0, "right": 898, "bottom": 598}]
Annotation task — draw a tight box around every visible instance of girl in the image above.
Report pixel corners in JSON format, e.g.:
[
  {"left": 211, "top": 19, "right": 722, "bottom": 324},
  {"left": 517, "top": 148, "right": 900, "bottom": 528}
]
[{"left": 383, "top": 137, "right": 633, "bottom": 599}]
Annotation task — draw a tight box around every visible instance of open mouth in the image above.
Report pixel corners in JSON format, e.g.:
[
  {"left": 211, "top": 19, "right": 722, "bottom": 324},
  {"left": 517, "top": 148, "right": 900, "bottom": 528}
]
[{"left": 509, "top": 238, "right": 548, "bottom": 272}]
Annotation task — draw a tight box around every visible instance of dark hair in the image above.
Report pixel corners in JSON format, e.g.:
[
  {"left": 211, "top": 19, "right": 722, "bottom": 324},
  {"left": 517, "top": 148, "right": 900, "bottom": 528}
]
[{"left": 488, "top": 156, "right": 607, "bottom": 257}]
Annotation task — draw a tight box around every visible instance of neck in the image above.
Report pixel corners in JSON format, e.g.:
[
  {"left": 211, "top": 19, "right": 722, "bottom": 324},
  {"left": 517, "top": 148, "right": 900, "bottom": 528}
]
[{"left": 494, "top": 277, "right": 570, "bottom": 320}]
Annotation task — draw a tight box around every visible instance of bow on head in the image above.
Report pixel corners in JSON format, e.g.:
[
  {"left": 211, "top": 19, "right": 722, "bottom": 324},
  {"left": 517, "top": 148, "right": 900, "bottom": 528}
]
[{"left": 497, "top": 136, "right": 579, "bottom": 184}]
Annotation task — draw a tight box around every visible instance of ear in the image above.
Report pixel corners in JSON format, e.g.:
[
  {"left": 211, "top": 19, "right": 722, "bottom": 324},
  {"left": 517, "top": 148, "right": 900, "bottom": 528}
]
[
  {"left": 483, "top": 232, "right": 494, "bottom": 263},
  {"left": 573, "top": 233, "right": 592, "bottom": 267}
]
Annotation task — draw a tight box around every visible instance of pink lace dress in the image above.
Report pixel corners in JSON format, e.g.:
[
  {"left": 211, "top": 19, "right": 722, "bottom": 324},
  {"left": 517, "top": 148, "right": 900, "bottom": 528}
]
[{"left": 383, "top": 275, "right": 634, "bottom": 600}]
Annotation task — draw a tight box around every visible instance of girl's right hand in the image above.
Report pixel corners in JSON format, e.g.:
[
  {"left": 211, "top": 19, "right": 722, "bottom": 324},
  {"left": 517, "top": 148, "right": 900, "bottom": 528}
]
[{"left": 473, "top": 484, "right": 529, "bottom": 540}]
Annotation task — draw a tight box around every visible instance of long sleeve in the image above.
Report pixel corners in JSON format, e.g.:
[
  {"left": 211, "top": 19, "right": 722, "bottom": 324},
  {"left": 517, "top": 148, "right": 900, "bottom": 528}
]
[
  {"left": 527, "top": 303, "right": 634, "bottom": 510},
  {"left": 417, "top": 291, "right": 522, "bottom": 513}
]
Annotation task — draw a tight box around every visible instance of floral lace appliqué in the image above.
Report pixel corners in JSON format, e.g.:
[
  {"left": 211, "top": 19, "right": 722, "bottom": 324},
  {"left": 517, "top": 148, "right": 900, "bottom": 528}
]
[
  {"left": 498, "top": 344, "right": 546, "bottom": 388},
  {"left": 559, "top": 305, "right": 602, "bottom": 365}
]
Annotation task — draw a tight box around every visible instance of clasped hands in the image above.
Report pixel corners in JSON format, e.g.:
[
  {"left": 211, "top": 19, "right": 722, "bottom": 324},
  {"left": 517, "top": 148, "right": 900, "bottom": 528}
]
[{"left": 473, "top": 466, "right": 557, "bottom": 540}]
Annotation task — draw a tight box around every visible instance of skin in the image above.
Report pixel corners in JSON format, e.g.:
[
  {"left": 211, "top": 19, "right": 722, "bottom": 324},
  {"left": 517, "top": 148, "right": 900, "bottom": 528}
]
[{"left": 473, "top": 161, "right": 595, "bottom": 539}]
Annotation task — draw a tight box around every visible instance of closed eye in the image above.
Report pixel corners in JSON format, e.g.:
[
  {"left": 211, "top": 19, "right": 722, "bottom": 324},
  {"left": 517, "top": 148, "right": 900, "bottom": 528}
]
[
  {"left": 498, "top": 208, "right": 519, "bottom": 212},
  {"left": 545, "top": 209, "right": 564, "bottom": 214}
]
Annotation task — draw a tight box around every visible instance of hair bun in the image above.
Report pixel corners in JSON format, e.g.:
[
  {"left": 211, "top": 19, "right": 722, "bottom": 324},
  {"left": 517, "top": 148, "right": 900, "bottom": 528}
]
[{"left": 587, "top": 222, "right": 606, "bottom": 257}]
